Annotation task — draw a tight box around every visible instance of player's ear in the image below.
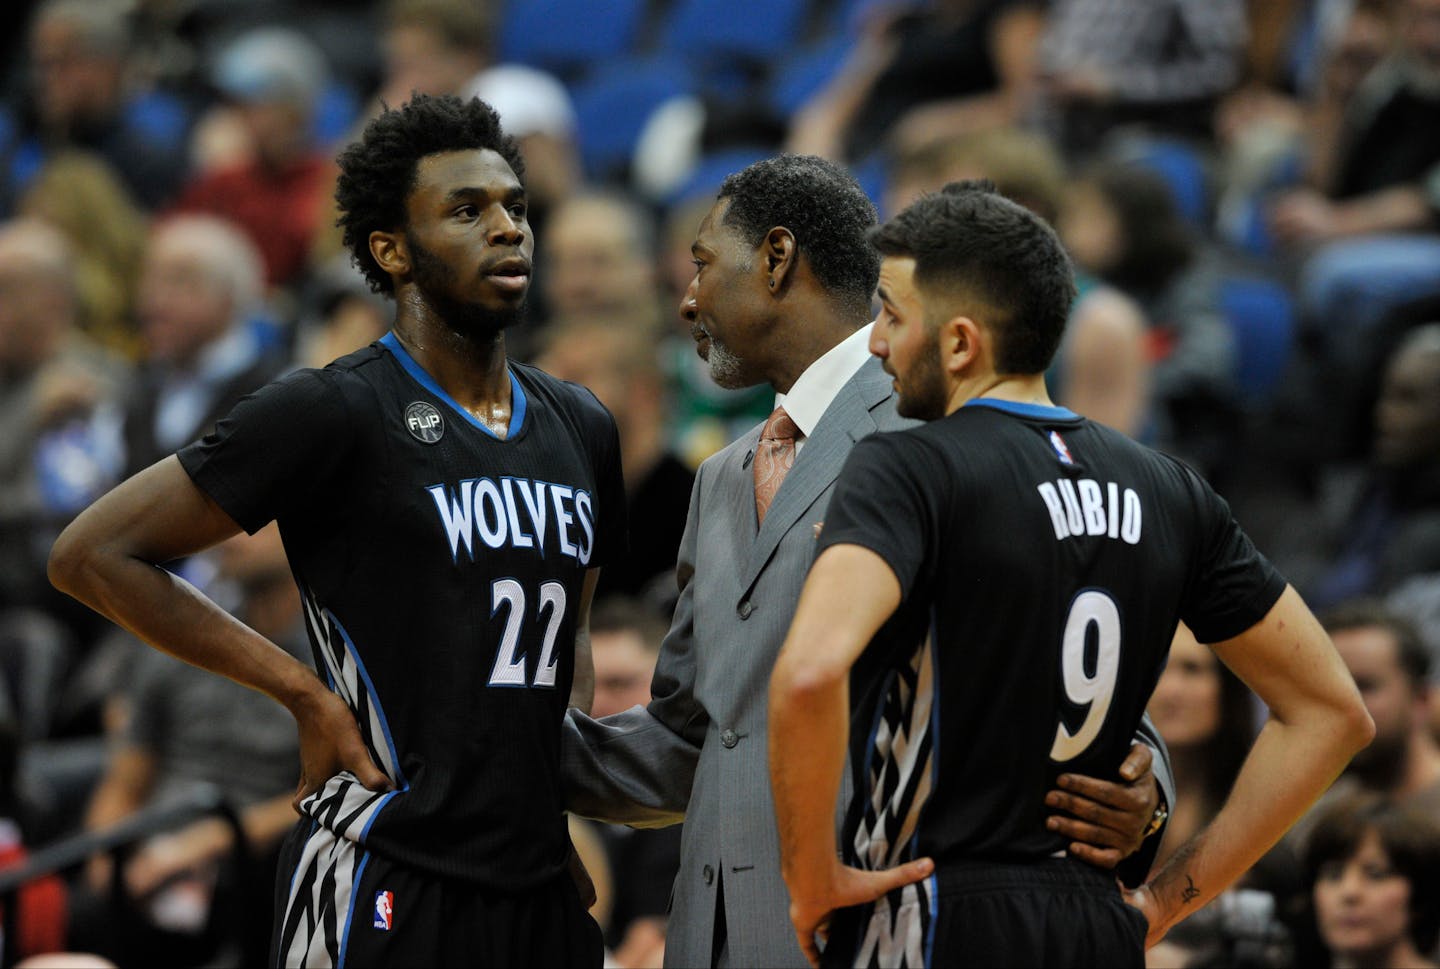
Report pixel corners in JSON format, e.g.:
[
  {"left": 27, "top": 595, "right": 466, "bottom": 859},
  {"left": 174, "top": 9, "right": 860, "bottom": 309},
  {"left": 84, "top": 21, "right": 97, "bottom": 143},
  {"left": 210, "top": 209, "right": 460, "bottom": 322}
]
[
  {"left": 371, "top": 230, "right": 408, "bottom": 279},
  {"left": 762, "top": 226, "right": 797, "bottom": 295},
  {"left": 940, "top": 315, "right": 981, "bottom": 373}
]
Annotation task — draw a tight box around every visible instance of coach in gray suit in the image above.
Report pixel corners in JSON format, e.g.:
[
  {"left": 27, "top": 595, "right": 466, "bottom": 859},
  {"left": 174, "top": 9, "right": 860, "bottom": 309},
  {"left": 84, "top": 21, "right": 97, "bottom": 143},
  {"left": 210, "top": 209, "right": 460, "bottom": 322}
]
[{"left": 562, "top": 156, "right": 1171, "bottom": 967}]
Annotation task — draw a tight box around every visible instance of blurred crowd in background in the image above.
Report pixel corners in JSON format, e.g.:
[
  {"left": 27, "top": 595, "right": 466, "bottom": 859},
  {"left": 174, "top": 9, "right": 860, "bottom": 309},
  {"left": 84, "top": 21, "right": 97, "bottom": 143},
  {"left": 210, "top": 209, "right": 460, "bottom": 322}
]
[{"left": 0, "top": 0, "right": 1439, "bottom": 966}]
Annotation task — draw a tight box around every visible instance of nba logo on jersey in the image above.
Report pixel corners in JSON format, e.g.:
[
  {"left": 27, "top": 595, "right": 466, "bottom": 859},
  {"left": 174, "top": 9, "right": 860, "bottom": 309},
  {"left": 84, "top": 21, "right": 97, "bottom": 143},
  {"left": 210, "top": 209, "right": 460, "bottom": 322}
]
[
  {"left": 1049, "top": 430, "right": 1075, "bottom": 465},
  {"left": 374, "top": 890, "right": 393, "bottom": 931}
]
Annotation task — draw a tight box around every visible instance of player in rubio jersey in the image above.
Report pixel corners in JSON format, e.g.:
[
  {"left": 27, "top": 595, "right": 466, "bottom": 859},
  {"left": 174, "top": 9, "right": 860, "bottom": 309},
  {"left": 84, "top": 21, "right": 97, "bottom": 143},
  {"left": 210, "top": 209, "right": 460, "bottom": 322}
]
[
  {"left": 49, "top": 95, "right": 622, "bottom": 967},
  {"left": 769, "top": 181, "right": 1374, "bottom": 968}
]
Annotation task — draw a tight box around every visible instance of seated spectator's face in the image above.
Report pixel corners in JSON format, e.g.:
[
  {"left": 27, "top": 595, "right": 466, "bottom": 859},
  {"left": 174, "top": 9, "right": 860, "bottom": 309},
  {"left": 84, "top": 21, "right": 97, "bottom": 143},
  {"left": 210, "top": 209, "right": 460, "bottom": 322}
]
[
  {"left": 1057, "top": 183, "right": 1122, "bottom": 277},
  {"left": 29, "top": 15, "right": 122, "bottom": 129},
  {"left": 591, "top": 628, "right": 656, "bottom": 719},
  {"left": 0, "top": 223, "right": 75, "bottom": 371},
  {"left": 1333, "top": 625, "right": 1418, "bottom": 783},
  {"left": 138, "top": 240, "right": 234, "bottom": 366},
  {"left": 382, "top": 25, "right": 482, "bottom": 102},
  {"left": 1313, "top": 828, "right": 1414, "bottom": 960},
  {"left": 1374, "top": 342, "right": 1440, "bottom": 471},
  {"left": 1401, "top": 0, "right": 1440, "bottom": 78},
  {"left": 544, "top": 198, "right": 656, "bottom": 323},
  {"left": 1148, "top": 624, "right": 1222, "bottom": 749}
]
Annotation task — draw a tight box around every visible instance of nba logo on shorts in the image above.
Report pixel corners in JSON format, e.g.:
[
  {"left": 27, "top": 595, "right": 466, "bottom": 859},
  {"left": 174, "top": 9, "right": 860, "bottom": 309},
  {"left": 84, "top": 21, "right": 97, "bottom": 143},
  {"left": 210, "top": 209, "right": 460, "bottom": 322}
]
[{"left": 374, "top": 890, "right": 393, "bottom": 931}]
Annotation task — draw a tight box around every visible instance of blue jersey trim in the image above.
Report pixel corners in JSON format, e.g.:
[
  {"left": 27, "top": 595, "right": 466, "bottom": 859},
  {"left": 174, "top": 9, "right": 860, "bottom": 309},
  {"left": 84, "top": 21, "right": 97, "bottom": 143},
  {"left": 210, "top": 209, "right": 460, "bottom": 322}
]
[
  {"left": 963, "top": 398, "right": 1078, "bottom": 421},
  {"left": 337, "top": 849, "right": 371, "bottom": 969},
  {"left": 379, "top": 331, "right": 527, "bottom": 440},
  {"left": 327, "top": 609, "right": 411, "bottom": 792}
]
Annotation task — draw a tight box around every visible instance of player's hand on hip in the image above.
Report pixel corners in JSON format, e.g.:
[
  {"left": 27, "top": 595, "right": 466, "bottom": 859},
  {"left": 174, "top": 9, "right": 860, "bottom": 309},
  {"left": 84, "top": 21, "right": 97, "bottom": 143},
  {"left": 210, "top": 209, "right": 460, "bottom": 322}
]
[
  {"left": 1044, "top": 741, "right": 1158, "bottom": 867},
  {"left": 789, "top": 858, "right": 935, "bottom": 968},
  {"left": 292, "top": 687, "right": 393, "bottom": 811}
]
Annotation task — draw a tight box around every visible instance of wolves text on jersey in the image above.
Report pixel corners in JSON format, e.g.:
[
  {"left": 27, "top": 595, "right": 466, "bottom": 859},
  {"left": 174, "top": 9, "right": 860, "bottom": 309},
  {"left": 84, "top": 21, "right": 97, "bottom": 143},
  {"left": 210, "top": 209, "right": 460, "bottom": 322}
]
[
  {"left": 427, "top": 476, "right": 597, "bottom": 565},
  {"left": 1036, "top": 477, "right": 1142, "bottom": 545}
]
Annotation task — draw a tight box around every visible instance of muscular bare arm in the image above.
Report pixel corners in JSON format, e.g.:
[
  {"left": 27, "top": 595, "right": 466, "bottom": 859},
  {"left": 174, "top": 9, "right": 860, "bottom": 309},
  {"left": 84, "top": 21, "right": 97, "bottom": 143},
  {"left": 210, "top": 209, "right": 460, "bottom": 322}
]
[
  {"left": 48, "top": 457, "right": 391, "bottom": 807},
  {"left": 1127, "top": 586, "right": 1374, "bottom": 944}
]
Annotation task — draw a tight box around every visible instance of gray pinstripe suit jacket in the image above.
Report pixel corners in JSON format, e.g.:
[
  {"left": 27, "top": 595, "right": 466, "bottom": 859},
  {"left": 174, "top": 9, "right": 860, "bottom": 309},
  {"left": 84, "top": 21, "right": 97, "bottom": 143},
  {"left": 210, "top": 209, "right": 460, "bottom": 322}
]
[{"left": 562, "top": 356, "right": 1173, "bottom": 967}]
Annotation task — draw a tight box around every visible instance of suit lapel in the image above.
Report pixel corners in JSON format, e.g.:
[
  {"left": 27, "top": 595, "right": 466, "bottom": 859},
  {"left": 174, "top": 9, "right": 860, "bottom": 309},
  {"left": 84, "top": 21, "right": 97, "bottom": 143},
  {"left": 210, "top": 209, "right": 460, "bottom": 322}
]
[{"left": 739, "top": 359, "right": 893, "bottom": 593}]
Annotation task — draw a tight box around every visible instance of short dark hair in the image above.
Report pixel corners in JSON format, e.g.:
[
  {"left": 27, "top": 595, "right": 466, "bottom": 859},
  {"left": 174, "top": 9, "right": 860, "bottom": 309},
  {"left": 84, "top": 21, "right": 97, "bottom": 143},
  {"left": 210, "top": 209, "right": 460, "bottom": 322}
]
[
  {"left": 717, "top": 155, "right": 879, "bottom": 314},
  {"left": 589, "top": 596, "right": 668, "bottom": 655},
  {"left": 1083, "top": 162, "right": 1195, "bottom": 297},
  {"left": 335, "top": 94, "right": 526, "bottom": 296},
  {"left": 1304, "top": 792, "right": 1440, "bottom": 954},
  {"left": 1321, "top": 600, "right": 1431, "bottom": 688},
  {"left": 868, "top": 180, "right": 1076, "bottom": 374}
]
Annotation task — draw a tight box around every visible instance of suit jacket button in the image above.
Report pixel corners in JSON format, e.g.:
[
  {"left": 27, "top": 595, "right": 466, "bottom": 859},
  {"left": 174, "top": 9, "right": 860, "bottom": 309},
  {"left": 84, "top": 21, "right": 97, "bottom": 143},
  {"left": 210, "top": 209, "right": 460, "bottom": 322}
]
[
  {"left": 703, "top": 864, "right": 715, "bottom": 886},
  {"left": 738, "top": 600, "right": 754, "bottom": 620},
  {"left": 720, "top": 729, "right": 739, "bottom": 748}
]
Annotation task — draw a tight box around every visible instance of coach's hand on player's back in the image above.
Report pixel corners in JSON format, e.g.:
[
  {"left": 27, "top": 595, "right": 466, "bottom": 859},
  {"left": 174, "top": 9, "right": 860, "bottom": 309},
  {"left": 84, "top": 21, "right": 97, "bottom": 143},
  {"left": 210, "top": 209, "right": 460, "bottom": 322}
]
[
  {"left": 788, "top": 857, "right": 935, "bottom": 968},
  {"left": 291, "top": 683, "right": 394, "bottom": 811},
  {"left": 1044, "top": 742, "right": 1159, "bottom": 867}
]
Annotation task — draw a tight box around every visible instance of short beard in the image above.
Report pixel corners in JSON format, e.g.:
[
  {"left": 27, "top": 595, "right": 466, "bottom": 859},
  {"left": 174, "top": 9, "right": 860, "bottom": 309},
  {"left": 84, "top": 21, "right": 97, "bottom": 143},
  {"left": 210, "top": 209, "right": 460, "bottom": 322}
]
[
  {"left": 895, "top": 341, "right": 948, "bottom": 421},
  {"left": 410, "top": 236, "right": 526, "bottom": 342},
  {"left": 705, "top": 336, "right": 754, "bottom": 390}
]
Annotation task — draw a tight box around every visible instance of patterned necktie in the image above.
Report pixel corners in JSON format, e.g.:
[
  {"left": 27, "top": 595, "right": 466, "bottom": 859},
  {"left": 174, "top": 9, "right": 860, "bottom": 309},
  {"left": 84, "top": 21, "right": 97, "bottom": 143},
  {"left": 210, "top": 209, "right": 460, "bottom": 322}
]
[{"left": 754, "top": 405, "right": 799, "bottom": 527}]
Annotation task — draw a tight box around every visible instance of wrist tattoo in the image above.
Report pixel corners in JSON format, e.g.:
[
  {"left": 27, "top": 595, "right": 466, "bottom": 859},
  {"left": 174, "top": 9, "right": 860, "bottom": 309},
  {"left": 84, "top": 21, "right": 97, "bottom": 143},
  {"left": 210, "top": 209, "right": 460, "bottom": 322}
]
[{"left": 1181, "top": 874, "right": 1200, "bottom": 904}]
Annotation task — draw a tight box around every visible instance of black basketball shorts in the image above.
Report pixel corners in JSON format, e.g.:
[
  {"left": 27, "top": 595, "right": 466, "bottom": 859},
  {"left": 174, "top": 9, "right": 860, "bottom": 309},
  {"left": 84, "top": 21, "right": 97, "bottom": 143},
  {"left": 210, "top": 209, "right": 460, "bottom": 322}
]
[
  {"left": 270, "top": 821, "right": 604, "bottom": 968},
  {"left": 822, "top": 857, "right": 1146, "bottom": 968}
]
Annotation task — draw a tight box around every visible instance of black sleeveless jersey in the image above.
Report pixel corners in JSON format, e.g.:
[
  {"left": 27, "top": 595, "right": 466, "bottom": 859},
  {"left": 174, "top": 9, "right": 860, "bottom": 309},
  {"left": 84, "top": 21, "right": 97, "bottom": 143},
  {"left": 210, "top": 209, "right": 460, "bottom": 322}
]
[
  {"left": 817, "top": 399, "right": 1284, "bottom": 871},
  {"left": 178, "top": 333, "right": 626, "bottom": 888}
]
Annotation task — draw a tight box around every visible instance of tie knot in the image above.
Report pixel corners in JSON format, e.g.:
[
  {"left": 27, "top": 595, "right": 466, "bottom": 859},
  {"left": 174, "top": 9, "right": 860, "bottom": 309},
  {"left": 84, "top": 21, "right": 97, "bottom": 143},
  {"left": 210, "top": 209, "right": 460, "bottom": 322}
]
[{"left": 761, "top": 406, "right": 799, "bottom": 443}]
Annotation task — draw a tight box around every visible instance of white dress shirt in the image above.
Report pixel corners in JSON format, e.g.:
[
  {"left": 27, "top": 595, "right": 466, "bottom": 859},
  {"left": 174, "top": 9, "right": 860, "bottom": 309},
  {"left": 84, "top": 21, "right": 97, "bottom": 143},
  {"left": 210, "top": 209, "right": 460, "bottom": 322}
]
[{"left": 774, "top": 323, "right": 875, "bottom": 455}]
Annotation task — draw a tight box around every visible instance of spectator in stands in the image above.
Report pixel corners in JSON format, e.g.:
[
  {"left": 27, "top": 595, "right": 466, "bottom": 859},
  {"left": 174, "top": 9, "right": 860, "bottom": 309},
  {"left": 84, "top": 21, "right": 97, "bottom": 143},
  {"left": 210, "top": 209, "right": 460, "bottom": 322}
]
[
  {"left": 1057, "top": 161, "right": 1237, "bottom": 469},
  {"left": 536, "top": 321, "right": 692, "bottom": 609},
  {"left": 18, "top": 151, "right": 148, "bottom": 359},
  {"left": 1298, "top": 326, "right": 1440, "bottom": 607},
  {"left": 1, "top": 0, "right": 191, "bottom": 213},
  {"left": 586, "top": 599, "right": 679, "bottom": 969},
  {"left": 0, "top": 219, "right": 129, "bottom": 615},
  {"left": 787, "top": 0, "right": 1045, "bottom": 164},
  {"left": 1148, "top": 622, "right": 1257, "bottom": 868},
  {"left": 376, "top": 0, "right": 489, "bottom": 110},
  {"left": 1304, "top": 793, "right": 1440, "bottom": 969},
  {"left": 885, "top": 128, "right": 1152, "bottom": 439},
  {"left": 75, "top": 525, "right": 304, "bottom": 966},
  {"left": 540, "top": 191, "right": 667, "bottom": 335},
  {"left": 1323, "top": 602, "right": 1440, "bottom": 816},
  {"left": 1035, "top": 0, "right": 1247, "bottom": 156},
  {"left": 1273, "top": 0, "right": 1440, "bottom": 356},
  {"left": 122, "top": 215, "right": 287, "bottom": 479},
  {"left": 171, "top": 28, "right": 335, "bottom": 289}
]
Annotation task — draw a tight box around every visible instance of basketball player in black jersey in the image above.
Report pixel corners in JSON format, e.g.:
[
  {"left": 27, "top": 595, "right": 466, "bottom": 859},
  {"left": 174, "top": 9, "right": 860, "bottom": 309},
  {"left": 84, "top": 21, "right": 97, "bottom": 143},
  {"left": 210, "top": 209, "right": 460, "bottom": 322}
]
[
  {"left": 49, "top": 95, "right": 619, "bottom": 967},
  {"left": 769, "top": 182, "right": 1374, "bottom": 968}
]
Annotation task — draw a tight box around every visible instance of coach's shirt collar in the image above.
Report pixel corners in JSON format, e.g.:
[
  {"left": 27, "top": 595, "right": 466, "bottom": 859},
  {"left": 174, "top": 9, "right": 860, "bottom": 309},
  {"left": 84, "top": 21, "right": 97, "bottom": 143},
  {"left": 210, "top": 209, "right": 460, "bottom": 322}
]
[{"left": 775, "top": 322, "right": 873, "bottom": 455}]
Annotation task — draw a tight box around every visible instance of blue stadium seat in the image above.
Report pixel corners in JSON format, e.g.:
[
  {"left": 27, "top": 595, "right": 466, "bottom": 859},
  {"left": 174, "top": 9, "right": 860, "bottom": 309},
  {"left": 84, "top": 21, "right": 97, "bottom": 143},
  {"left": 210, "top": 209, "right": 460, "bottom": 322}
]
[
  {"left": 767, "top": 36, "right": 852, "bottom": 119},
  {"left": 1219, "top": 275, "right": 1296, "bottom": 407},
  {"left": 499, "top": 0, "right": 648, "bottom": 76},
  {"left": 1115, "top": 138, "right": 1210, "bottom": 228},
  {"left": 570, "top": 57, "right": 696, "bottom": 181},
  {"left": 660, "top": 0, "right": 810, "bottom": 67}
]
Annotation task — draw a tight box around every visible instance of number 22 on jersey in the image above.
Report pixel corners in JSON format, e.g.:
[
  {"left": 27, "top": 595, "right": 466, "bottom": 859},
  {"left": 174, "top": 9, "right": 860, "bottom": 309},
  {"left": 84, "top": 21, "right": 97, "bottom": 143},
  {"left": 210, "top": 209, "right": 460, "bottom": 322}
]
[
  {"left": 488, "top": 578, "right": 567, "bottom": 688},
  {"left": 1050, "top": 589, "right": 1120, "bottom": 762}
]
